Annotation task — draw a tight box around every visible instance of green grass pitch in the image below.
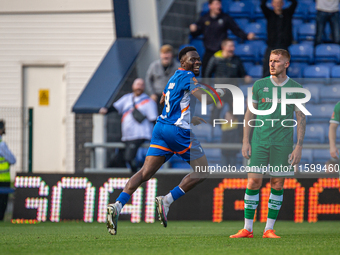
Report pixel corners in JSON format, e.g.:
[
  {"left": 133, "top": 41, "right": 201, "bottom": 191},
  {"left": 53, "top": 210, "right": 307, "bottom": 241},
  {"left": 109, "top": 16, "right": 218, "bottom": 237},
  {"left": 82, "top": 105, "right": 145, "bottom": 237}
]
[{"left": 1, "top": 221, "right": 339, "bottom": 255}]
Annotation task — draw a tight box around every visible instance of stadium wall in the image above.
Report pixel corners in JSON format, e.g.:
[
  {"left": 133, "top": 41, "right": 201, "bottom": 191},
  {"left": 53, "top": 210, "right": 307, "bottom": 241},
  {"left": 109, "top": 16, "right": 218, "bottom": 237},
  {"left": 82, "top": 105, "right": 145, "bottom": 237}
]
[
  {"left": 0, "top": 0, "right": 115, "bottom": 177},
  {"left": 13, "top": 174, "right": 340, "bottom": 223}
]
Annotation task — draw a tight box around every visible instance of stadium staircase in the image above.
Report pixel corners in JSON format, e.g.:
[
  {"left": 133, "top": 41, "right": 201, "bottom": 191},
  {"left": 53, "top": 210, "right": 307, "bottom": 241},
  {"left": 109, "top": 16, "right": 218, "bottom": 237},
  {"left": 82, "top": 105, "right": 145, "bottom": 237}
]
[{"left": 161, "top": 0, "right": 197, "bottom": 50}]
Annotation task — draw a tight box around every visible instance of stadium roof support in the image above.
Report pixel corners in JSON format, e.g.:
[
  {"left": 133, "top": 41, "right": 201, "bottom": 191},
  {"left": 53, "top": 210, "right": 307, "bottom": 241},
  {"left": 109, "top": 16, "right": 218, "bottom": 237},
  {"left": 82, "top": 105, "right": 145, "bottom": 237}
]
[{"left": 72, "top": 37, "right": 147, "bottom": 113}]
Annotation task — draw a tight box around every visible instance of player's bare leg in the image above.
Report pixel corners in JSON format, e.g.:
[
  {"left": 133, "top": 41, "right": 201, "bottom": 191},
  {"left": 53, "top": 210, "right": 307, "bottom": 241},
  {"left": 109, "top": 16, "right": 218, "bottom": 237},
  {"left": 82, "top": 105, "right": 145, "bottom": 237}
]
[
  {"left": 230, "top": 173, "right": 262, "bottom": 238},
  {"left": 263, "top": 177, "right": 285, "bottom": 238},
  {"left": 107, "top": 156, "right": 165, "bottom": 235},
  {"left": 156, "top": 155, "right": 210, "bottom": 227}
]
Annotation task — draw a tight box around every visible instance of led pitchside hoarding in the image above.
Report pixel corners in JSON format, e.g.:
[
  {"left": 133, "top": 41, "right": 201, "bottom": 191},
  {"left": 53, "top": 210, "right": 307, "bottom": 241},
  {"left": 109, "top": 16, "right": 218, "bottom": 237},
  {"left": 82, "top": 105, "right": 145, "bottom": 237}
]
[{"left": 13, "top": 174, "right": 340, "bottom": 223}]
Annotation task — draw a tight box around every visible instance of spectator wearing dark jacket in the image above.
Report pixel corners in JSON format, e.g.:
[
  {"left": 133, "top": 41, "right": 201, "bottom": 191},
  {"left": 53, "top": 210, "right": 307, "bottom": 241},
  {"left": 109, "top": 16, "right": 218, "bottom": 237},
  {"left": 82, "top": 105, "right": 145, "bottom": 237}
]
[
  {"left": 190, "top": 0, "right": 254, "bottom": 77},
  {"left": 261, "top": 0, "right": 297, "bottom": 77}
]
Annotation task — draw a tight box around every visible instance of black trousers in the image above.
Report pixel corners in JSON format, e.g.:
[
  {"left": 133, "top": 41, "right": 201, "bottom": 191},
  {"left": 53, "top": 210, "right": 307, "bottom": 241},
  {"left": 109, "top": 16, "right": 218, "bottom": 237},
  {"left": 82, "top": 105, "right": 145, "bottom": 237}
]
[
  {"left": 108, "top": 139, "right": 146, "bottom": 173},
  {"left": 0, "top": 182, "right": 10, "bottom": 221},
  {"left": 202, "top": 49, "right": 217, "bottom": 77}
]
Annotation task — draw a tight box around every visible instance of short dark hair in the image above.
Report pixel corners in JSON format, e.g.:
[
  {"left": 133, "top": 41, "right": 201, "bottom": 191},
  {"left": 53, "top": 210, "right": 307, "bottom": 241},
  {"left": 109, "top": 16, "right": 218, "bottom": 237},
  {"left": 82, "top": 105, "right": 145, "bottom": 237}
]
[
  {"left": 178, "top": 46, "right": 197, "bottom": 61},
  {"left": 0, "top": 120, "right": 4, "bottom": 130},
  {"left": 221, "top": 39, "right": 234, "bottom": 47},
  {"left": 209, "top": 0, "right": 221, "bottom": 4}
]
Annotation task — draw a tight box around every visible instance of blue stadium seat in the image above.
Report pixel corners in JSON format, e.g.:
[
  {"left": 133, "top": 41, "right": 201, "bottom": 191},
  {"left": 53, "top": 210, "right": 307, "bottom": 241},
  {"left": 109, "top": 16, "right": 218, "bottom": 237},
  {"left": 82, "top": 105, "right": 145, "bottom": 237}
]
[
  {"left": 200, "top": 2, "right": 209, "bottom": 16},
  {"left": 192, "top": 123, "right": 213, "bottom": 142},
  {"left": 297, "top": 23, "right": 316, "bottom": 42},
  {"left": 288, "top": 62, "right": 308, "bottom": 78},
  {"left": 229, "top": 1, "right": 253, "bottom": 18},
  {"left": 288, "top": 44, "right": 314, "bottom": 63},
  {"left": 253, "top": 4, "right": 264, "bottom": 19},
  {"left": 245, "top": 22, "right": 267, "bottom": 40},
  {"left": 234, "top": 18, "right": 249, "bottom": 29},
  {"left": 331, "top": 65, "right": 340, "bottom": 78},
  {"left": 313, "top": 62, "right": 336, "bottom": 69},
  {"left": 243, "top": 62, "right": 255, "bottom": 72},
  {"left": 308, "top": 4, "right": 317, "bottom": 20},
  {"left": 189, "top": 39, "right": 206, "bottom": 60},
  {"left": 255, "top": 18, "right": 267, "bottom": 28},
  {"left": 248, "top": 65, "right": 263, "bottom": 78},
  {"left": 245, "top": 40, "right": 267, "bottom": 62},
  {"left": 305, "top": 124, "right": 325, "bottom": 143},
  {"left": 234, "top": 44, "right": 257, "bottom": 63},
  {"left": 292, "top": 19, "right": 304, "bottom": 41},
  {"left": 320, "top": 84, "right": 340, "bottom": 103},
  {"left": 307, "top": 104, "right": 334, "bottom": 123},
  {"left": 300, "top": 40, "right": 314, "bottom": 47},
  {"left": 221, "top": 0, "right": 232, "bottom": 13},
  {"left": 313, "top": 149, "right": 331, "bottom": 165},
  {"left": 303, "top": 83, "right": 322, "bottom": 104},
  {"left": 315, "top": 44, "right": 340, "bottom": 63},
  {"left": 293, "top": 3, "right": 309, "bottom": 21},
  {"left": 303, "top": 65, "right": 330, "bottom": 78},
  {"left": 300, "top": 149, "right": 313, "bottom": 165},
  {"left": 259, "top": 44, "right": 267, "bottom": 62}
]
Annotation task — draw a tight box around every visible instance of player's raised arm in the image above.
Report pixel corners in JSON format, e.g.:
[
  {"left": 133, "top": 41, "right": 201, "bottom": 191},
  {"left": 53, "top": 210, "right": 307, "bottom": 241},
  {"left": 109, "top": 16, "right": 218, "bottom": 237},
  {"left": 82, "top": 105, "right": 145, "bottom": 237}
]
[
  {"left": 192, "top": 87, "right": 225, "bottom": 104},
  {"left": 242, "top": 102, "right": 257, "bottom": 159},
  {"left": 290, "top": 110, "right": 306, "bottom": 166}
]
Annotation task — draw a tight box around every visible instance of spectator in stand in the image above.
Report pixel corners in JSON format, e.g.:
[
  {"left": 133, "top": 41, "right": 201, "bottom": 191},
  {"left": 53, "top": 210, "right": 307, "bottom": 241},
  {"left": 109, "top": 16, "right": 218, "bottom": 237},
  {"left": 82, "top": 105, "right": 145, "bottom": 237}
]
[
  {"left": 261, "top": 0, "right": 297, "bottom": 77},
  {"left": 315, "top": 0, "right": 340, "bottom": 46},
  {"left": 205, "top": 39, "right": 252, "bottom": 82},
  {"left": 205, "top": 39, "right": 251, "bottom": 120},
  {"left": 145, "top": 44, "right": 180, "bottom": 114},
  {"left": 99, "top": 79, "right": 158, "bottom": 173},
  {"left": 189, "top": 0, "right": 255, "bottom": 77}
]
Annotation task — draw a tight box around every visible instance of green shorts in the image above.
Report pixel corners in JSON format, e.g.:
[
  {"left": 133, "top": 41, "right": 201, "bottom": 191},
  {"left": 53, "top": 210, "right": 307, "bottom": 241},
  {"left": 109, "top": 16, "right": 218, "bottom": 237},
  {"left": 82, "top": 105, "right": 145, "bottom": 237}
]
[{"left": 246, "top": 143, "right": 294, "bottom": 177}]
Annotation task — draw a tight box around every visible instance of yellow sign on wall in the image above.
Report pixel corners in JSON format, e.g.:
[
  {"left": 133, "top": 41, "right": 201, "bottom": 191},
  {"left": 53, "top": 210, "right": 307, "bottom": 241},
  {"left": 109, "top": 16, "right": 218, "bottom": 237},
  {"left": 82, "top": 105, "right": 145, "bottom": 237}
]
[{"left": 39, "top": 89, "right": 49, "bottom": 106}]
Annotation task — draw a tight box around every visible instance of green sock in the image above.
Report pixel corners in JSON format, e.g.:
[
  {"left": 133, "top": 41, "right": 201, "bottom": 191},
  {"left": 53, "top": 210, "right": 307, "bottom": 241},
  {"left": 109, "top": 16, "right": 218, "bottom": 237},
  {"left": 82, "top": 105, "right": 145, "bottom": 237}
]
[
  {"left": 244, "top": 188, "right": 259, "bottom": 232},
  {"left": 265, "top": 188, "right": 284, "bottom": 231}
]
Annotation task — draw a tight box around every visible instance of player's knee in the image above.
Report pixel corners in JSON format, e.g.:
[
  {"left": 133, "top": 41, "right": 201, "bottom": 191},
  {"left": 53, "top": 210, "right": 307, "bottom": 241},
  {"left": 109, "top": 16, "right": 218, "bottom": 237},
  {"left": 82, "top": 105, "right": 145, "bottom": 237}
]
[
  {"left": 271, "top": 179, "right": 284, "bottom": 190},
  {"left": 247, "top": 178, "right": 262, "bottom": 189}
]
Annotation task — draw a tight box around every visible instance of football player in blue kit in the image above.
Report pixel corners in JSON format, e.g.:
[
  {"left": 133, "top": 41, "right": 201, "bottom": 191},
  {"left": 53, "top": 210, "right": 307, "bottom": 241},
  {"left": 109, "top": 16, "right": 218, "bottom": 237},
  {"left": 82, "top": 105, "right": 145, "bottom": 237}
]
[{"left": 107, "top": 47, "right": 225, "bottom": 235}]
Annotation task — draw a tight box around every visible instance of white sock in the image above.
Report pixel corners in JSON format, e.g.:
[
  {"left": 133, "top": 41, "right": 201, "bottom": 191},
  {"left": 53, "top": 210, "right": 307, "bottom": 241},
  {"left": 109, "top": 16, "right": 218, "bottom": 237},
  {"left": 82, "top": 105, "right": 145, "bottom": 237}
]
[
  {"left": 115, "top": 201, "right": 122, "bottom": 214},
  {"left": 163, "top": 192, "right": 174, "bottom": 207},
  {"left": 244, "top": 219, "right": 254, "bottom": 232},
  {"left": 265, "top": 218, "right": 276, "bottom": 232}
]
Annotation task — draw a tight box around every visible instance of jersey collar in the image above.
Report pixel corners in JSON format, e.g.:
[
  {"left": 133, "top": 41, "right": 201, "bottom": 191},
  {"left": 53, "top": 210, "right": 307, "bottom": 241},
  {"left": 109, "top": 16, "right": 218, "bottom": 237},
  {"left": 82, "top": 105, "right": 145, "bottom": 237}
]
[{"left": 270, "top": 75, "right": 290, "bottom": 87}]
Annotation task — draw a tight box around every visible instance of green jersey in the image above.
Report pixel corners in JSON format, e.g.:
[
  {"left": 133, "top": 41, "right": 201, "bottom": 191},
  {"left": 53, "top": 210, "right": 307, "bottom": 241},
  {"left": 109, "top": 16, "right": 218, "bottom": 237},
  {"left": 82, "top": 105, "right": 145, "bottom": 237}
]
[
  {"left": 330, "top": 102, "right": 340, "bottom": 125},
  {"left": 251, "top": 76, "right": 304, "bottom": 146}
]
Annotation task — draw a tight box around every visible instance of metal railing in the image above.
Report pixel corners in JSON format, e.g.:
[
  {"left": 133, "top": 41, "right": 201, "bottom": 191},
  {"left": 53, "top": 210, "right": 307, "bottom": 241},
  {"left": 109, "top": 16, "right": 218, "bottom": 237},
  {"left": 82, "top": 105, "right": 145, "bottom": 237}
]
[{"left": 84, "top": 142, "right": 337, "bottom": 175}]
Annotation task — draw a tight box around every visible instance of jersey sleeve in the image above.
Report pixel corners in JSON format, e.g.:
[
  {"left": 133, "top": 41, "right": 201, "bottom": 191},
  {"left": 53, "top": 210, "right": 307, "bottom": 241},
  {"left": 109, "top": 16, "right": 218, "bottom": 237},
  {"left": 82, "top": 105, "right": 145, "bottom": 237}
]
[
  {"left": 252, "top": 81, "right": 259, "bottom": 103},
  {"left": 113, "top": 94, "right": 128, "bottom": 114},
  {"left": 183, "top": 73, "right": 201, "bottom": 94},
  {"left": 330, "top": 102, "right": 340, "bottom": 124}
]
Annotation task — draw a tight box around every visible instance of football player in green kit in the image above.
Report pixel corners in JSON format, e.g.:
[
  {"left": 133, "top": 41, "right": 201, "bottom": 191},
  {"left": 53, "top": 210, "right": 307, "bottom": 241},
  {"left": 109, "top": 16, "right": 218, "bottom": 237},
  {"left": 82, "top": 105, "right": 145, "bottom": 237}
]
[{"left": 230, "top": 49, "right": 306, "bottom": 238}]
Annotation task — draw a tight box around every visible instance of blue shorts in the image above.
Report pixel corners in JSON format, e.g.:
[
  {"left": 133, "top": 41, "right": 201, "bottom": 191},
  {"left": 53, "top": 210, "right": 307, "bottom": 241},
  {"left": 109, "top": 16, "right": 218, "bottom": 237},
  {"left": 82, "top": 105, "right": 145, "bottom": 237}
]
[{"left": 146, "top": 123, "right": 205, "bottom": 162}]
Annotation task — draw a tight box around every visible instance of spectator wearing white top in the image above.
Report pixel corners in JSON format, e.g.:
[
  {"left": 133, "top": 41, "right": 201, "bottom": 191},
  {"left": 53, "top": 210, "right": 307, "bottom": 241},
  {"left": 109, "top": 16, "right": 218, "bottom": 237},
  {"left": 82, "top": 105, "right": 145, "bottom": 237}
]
[
  {"left": 100, "top": 78, "right": 158, "bottom": 172},
  {"left": 315, "top": 0, "right": 340, "bottom": 46}
]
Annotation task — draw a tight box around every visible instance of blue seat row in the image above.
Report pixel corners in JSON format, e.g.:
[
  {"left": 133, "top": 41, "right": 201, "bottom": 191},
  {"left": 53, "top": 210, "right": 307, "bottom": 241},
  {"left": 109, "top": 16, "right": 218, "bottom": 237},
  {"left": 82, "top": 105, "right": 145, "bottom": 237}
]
[{"left": 201, "top": 0, "right": 325, "bottom": 23}]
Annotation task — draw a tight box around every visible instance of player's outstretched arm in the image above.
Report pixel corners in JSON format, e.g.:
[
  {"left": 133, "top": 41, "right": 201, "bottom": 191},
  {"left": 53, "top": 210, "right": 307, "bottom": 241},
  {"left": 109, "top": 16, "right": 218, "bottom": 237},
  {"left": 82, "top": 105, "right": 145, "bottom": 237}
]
[
  {"left": 290, "top": 111, "right": 306, "bottom": 165},
  {"left": 329, "top": 123, "right": 339, "bottom": 159},
  {"left": 242, "top": 103, "right": 256, "bottom": 159},
  {"left": 192, "top": 88, "right": 225, "bottom": 104}
]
